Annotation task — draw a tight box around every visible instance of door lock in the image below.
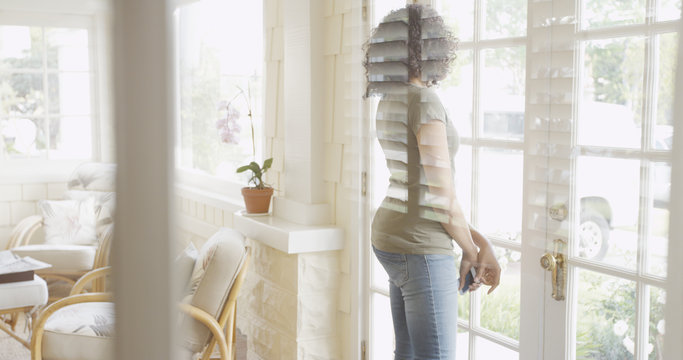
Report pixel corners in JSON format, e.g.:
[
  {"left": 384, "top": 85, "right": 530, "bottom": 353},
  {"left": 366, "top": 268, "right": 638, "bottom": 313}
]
[{"left": 540, "top": 239, "right": 567, "bottom": 301}]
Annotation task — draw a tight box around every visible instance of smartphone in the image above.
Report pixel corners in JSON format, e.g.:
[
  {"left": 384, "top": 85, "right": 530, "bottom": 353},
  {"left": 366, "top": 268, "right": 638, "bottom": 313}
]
[{"left": 458, "top": 267, "right": 477, "bottom": 295}]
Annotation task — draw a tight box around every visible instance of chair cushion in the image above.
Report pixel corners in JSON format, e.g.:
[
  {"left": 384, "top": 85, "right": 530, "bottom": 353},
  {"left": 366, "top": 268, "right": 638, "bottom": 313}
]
[
  {"left": 67, "top": 163, "right": 116, "bottom": 192},
  {"left": 39, "top": 199, "right": 98, "bottom": 246},
  {"left": 181, "top": 228, "right": 247, "bottom": 352},
  {"left": 11, "top": 244, "right": 96, "bottom": 272},
  {"left": 42, "top": 302, "right": 114, "bottom": 360},
  {"left": 0, "top": 275, "right": 47, "bottom": 310}
]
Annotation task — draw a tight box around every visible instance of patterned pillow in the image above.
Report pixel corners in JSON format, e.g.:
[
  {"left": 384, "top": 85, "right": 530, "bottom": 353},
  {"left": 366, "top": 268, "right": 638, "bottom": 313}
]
[
  {"left": 39, "top": 198, "right": 98, "bottom": 246},
  {"left": 186, "top": 239, "right": 220, "bottom": 297},
  {"left": 175, "top": 242, "right": 198, "bottom": 299},
  {"left": 65, "top": 190, "right": 115, "bottom": 239}
]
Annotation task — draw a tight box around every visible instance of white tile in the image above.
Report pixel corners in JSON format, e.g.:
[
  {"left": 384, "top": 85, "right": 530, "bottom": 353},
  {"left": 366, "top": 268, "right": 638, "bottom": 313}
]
[
  {"left": 323, "top": 143, "right": 343, "bottom": 183},
  {"left": 47, "top": 183, "right": 68, "bottom": 199},
  {"left": 324, "top": 55, "right": 335, "bottom": 144},
  {"left": 205, "top": 206, "right": 215, "bottom": 223},
  {"left": 10, "top": 201, "right": 36, "bottom": 225},
  {"left": 0, "top": 203, "right": 10, "bottom": 227},
  {"left": 324, "top": 14, "right": 343, "bottom": 55},
  {"left": 22, "top": 184, "right": 47, "bottom": 201},
  {"left": 334, "top": 0, "right": 345, "bottom": 14},
  {"left": 0, "top": 185, "right": 21, "bottom": 202},
  {"left": 264, "top": 0, "right": 278, "bottom": 28},
  {"left": 265, "top": 61, "right": 279, "bottom": 138},
  {"left": 324, "top": 0, "right": 334, "bottom": 17},
  {"left": 0, "top": 227, "right": 11, "bottom": 250},
  {"left": 197, "top": 203, "right": 205, "bottom": 220},
  {"left": 276, "top": 62, "right": 285, "bottom": 138},
  {"left": 271, "top": 27, "right": 283, "bottom": 61}
]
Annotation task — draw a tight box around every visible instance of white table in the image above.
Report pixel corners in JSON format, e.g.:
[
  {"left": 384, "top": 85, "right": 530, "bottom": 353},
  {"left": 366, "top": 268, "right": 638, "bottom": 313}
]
[{"left": 0, "top": 275, "right": 48, "bottom": 348}]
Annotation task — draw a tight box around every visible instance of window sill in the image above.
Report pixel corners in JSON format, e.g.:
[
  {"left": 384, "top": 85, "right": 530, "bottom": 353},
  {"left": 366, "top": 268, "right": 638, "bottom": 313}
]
[
  {"left": 0, "top": 160, "right": 85, "bottom": 184},
  {"left": 233, "top": 209, "right": 344, "bottom": 254}
]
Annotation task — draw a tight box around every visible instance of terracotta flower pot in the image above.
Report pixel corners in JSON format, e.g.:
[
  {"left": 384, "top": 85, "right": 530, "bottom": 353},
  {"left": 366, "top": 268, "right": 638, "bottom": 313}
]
[{"left": 241, "top": 187, "right": 274, "bottom": 214}]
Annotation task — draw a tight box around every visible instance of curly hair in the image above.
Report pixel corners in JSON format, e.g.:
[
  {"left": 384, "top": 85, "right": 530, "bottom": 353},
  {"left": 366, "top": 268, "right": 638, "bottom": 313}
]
[{"left": 363, "top": 4, "right": 458, "bottom": 97}]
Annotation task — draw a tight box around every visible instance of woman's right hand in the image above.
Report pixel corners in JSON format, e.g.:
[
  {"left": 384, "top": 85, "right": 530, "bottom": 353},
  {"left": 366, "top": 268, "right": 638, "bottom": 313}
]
[{"left": 473, "top": 245, "right": 501, "bottom": 294}]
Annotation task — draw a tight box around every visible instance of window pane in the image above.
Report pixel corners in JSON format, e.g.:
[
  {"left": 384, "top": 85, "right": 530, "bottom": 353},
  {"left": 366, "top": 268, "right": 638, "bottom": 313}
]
[
  {"left": 437, "top": 50, "right": 473, "bottom": 139},
  {"left": 49, "top": 116, "right": 91, "bottom": 159},
  {"left": 582, "top": 0, "right": 646, "bottom": 29},
  {"left": 474, "top": 336, "right": 518, "bottom": 359},
  {"left": 575, "top": 269, "right": 636, "bottom": 360},
  {"left": 0, "top": 26, "right": 42, "bottom": 69},
  {"left": 477, "top": 148, "right": 523, "bottom": 242},
  {"left": 371, "top": 252, "right": 389, "bottom": 292},
  {"left": 657, "top": 0, "right": 682, "bottom": 22},
  {"left": 48, "top": 73, "right": 91, "bottom": 115},
  {"left": 454, "top": 145, "right": 472, "bottom": 222},
  {"left": 372, "top": 0, "right": 407, "bottom": 26},
  {"left": 0, "top": 73, "right": 44, "bottom": 116},
  {"left": 371, "top": 293, "right": 394, "bottom": 360},
  {"left": 575, "top": 156, "right": 639, "bottom": 268},
  {"left": 457, "top": 329, "right": 470, "bottom": 359},
  {"left": 482, "top": 0, "right": 527, "bottom": 39},
  {"left": 481, "top": 47, "right": 525, "bottom": 141},
  {"left": 46, "top": 28, "right": 90, "bottom": 71},
  {"left": 439, "top": 0, "right": 474, "bottom": 41},
  {"left": 579, "top": 38, "right": 645, "bottom": 149},
  {"left": 647, "top": 163, "right": 670, "bottom": 277},
  {"left": 479, "top": 248, "right": 520, "bottom": 340},
  {"left": 648, "top": 286, "right": 666, "bottom": 359},
  {"left": 0, "top": 117, "right": 46, "bottom": 157},
  {"left": 654, "top": 33, "right": 677, "bottom": 150},
  {"left": 177, "top": 0, "right": 263, "bottom": 180}
]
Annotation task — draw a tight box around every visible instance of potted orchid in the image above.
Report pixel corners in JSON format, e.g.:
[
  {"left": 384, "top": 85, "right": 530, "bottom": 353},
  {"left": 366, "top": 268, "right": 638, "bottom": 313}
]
[{"left": 216, "top": 85, "right": 274, "bottom": 214}]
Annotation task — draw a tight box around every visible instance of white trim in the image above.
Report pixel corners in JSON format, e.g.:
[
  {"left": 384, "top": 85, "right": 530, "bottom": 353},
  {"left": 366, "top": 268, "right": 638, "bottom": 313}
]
[
  {"left": 175, "top": 168, "right": 245, "bottom": 202},
  {"left": 174, "top": 184, "right": 244, "bottom": 212},
  {"left": 0, "top": 160, "right": 83, "bottom": 184},
  {"left": 233, "top": 210, "right": 344, "bottom": 254}
]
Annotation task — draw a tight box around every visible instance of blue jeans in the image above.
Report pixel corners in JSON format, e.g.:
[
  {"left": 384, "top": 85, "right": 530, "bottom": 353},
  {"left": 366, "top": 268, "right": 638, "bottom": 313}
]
[{"left": 373, "top": 247, "right": 459, "bottom": 360}]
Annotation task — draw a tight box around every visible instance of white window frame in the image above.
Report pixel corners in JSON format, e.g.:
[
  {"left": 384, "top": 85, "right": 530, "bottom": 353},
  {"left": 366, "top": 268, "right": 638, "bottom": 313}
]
[
  {"left": 0, "top": 0, "right": 113, "bottom": 183},
  {"left": 171, "top": 0, "right": 266, "bottom": 202}
]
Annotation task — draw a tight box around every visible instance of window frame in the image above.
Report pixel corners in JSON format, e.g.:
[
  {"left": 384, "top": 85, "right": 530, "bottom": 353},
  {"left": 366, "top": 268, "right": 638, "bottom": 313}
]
[
  {"left": 171, "top": 0, "right": 266, "bottom": 201},
  {"left": 0, "top": 2, "right": 111, "bottom": 183}
]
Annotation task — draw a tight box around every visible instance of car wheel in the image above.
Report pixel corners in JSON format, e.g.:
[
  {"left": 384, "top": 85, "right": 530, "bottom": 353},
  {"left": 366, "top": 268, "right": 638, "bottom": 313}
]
[{"left": 578, "top": 214, "right": 610, "bottom": 260}]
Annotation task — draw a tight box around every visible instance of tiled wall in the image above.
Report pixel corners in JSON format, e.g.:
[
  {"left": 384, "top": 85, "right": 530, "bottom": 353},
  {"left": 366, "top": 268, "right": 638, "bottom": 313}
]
[{"left": 0, "top": 182, "right": 67, "bottom": 249}]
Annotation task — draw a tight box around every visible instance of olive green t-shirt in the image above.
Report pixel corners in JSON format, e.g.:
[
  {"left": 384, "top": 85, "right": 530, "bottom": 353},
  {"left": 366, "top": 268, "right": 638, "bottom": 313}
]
[{"left": 371, "top": 85, "right": 459, "bottom": 256}]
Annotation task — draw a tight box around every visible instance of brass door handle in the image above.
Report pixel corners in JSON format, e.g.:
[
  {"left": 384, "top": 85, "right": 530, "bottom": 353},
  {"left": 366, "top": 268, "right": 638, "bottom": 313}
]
[{"left": 540, "top": 239, "right": 567, "bottom": 301}]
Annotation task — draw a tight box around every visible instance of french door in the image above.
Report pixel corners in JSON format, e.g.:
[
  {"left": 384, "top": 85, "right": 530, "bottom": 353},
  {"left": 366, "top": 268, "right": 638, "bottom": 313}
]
[{"left": 365, "top": 0, "right": 680, "bottom": 359}]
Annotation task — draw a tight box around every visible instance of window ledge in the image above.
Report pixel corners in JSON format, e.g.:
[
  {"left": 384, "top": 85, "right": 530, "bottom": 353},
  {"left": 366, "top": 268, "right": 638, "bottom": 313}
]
[{"left": 233, "top": 210, "right": 344, "bottom": 254}]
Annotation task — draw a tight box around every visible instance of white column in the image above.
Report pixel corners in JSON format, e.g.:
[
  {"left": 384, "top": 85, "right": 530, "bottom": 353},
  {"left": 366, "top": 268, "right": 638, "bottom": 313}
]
[
  {"left": 663, "top": 19, "right": 683, "bottom": 359},
  {"left": 279, "top": 0, "right": 329, "bottom": 224},
  {"left": 111, "top": 1, "right": 176, "bottom": 359}
]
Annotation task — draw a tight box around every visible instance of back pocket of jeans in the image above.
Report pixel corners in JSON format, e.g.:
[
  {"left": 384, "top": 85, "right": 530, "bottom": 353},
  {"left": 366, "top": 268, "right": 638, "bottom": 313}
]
[{"left": 373, "top": 247, "right": 408, "bottom": 286}]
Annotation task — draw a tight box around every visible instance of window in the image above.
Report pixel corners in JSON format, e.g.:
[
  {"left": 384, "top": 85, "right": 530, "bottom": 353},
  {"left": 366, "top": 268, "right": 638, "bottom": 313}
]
[
  {"left": 175, "top": 0, "right": 264, "bottom": 184},
  {"left": 0, "top": 19, "right": 96, "bottom": 161}
]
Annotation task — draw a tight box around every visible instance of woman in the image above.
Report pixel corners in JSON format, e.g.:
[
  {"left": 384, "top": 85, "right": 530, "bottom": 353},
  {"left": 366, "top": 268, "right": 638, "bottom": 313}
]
[{"left": 365, "top": 5, "right": 501, "bottom": 359}]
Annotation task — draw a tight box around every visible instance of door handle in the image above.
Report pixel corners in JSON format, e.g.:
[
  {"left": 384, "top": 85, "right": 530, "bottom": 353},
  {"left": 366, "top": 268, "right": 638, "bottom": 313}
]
[{"left": 540, "top": 239, "right": 567, "bottom": 301}]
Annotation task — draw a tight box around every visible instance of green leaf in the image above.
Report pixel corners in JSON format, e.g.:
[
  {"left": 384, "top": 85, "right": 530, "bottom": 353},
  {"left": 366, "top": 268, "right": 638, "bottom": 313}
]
[
  {"left": 262, "top": 158, "right": 273, "bottom": 172},
  {"left": 236, "top": 165, "right": 251, "bottom": 173}
]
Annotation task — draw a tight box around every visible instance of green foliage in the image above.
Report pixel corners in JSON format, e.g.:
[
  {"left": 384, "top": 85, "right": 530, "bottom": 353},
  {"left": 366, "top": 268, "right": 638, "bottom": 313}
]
[{"left": 236, "top": 157, "right": 273, "bottom": 189}]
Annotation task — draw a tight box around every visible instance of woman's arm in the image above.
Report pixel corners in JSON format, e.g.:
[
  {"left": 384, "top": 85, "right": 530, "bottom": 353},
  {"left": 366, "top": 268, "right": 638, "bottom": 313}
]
[{"left": 416, "top": 120, "right": 478, "bottom": 290}]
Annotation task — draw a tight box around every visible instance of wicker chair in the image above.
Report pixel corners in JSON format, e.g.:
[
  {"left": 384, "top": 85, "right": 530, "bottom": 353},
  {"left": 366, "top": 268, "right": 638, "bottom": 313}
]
[
  {"left": 7, "top": 163, "right": 116, "bottom": 300},
  {"left": 30, "top": 228, "right": 250, "bottom": 360}
]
